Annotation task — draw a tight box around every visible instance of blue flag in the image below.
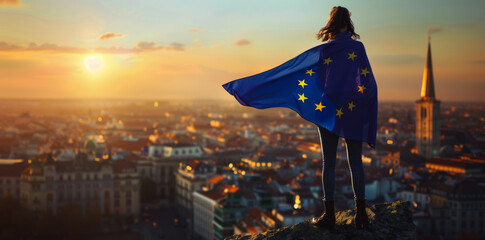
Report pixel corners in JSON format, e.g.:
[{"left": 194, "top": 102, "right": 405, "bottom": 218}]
[{"left": 222, "top": 32, "right": 377, "bottom": 148}]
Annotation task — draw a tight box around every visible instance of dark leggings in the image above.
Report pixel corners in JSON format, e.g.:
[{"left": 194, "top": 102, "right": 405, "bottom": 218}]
[{"left": 317, "top": 126, "right": 365, "bottom": 201}]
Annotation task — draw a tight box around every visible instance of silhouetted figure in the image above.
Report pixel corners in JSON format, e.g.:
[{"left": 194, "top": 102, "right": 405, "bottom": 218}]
[
  {"left": 311, "top": 6, "right": 372, "bottom": 230},
  {"left": 222, "top": 4, "right": 376, "bottom": 232}
]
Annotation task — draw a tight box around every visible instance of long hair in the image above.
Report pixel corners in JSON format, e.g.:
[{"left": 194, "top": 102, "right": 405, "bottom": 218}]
[{"left": 316, "top": 6, "right": 359, "bottom": 42}]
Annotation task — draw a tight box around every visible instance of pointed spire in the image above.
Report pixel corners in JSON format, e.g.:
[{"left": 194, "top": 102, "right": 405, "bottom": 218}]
[{"left": 421, "top": 35, "right": 436, "bottom": 99}]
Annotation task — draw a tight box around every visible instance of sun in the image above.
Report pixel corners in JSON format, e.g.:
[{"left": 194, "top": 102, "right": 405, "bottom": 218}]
[{"left": 84, "top": 55, "right": 104, "bottom": 73}]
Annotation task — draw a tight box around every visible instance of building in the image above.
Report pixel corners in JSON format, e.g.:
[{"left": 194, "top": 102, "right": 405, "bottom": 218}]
[
  {"left": 396, "top": 183, "right": 430, "bottom": 210},
  {"left": 111, "top": 160, "right": 140, "bottom": 215},
  {"left": 380, "top": 152, "right": 400, "bottom": 167},
  {"left": 20, "top": 153, "right": 140, "bottom": 215},
  {"left": 425, "top": 156, "right": 485, "bottom": 177},
  {"left": 142, "top": 143, "right": 207, "bottom": 202},
  {"left": 213, "top": 186, "right": 246, "bottom": 240},
  {"left": 415, "top": 35, "right": 441, "bottom": 159},
  {"left": 192, "top": 182, "right": 246, "bottom": 240},
  {"left": 0, "top": 159, "right": 28, "bottom": 198},
  {"left": 233, "top": 208, "right": 274, "bottom": 235},
  {"left": 271, "top": 205, "right": 313, "bottom": 227},
  {"left": 426, "top": 180, "right": 485, "bottom": 240},
  {"left": 192, "top": 188, "right": 226, "bottom": 240},
  {"left": 142, "top": 143, "right": 203, "bottom": 158},
  {"left": 175, "top": 159, "right": 216, "bottom": 226},
  {"left": 241, "top": 155, "right": 279, "bottom": 170}
]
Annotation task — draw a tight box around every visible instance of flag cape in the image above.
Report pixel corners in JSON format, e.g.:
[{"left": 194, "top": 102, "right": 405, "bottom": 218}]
[{"left": 222, "top": 32, "right": 378, "bottom": 148}]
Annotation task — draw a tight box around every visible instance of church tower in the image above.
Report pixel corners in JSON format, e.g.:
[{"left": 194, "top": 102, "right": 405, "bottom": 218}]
[{"left": 416, "top": 35, "right": 441, "bottom": 159}]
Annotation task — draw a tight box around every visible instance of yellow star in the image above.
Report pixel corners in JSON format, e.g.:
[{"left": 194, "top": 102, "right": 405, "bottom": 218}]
[
  {"left": 360, "top": 67, "right": 370, "bottom": 77},
  {"left": 336, "top": 108, "right": 344, "bottom": 118},
  {"left": 314, "top": 102, "right": 326, "bottom": 112},
  {"left": 348, "top": 52, "right": 357, "bottom": 61},
  {"left": 348, "top": 101, "right": 356, "bottom": 111},
  {"left": 298, "top": 79, "right": 308, "bottom": 88},
  {"left": 323, "top": 57, "right": 333, "bottom": 65},
  {"left": 306, "top": 69, "right": 315, "bottom": 76},
  {"left": 357, "top": 85, "right": 366, "bottom": 94},
  {"left": 297, "top": 93, "right": 308, "bottom": 103}
]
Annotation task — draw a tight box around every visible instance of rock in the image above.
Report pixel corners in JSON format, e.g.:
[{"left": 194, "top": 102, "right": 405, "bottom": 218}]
[{"left": 224, "top": 200, "right": 416, "bottom": 240}]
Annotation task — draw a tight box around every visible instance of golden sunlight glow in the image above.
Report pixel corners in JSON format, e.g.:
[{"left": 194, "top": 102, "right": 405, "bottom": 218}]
[{"left": 84, "top": 55, "right": 104, "bottom": 73}]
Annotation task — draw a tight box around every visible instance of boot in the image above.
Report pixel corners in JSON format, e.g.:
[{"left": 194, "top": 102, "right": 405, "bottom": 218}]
[
  {"left": 313, "top": 200, "right": 335, "bottom": 230},
  {"left": 354, "top": 198, "right": 370, "bottom": 229}
]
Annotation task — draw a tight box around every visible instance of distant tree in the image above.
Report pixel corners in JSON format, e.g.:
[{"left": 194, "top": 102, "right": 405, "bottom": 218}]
[{"left": 140, "top": 177, "right": 157, "bottom": 203}]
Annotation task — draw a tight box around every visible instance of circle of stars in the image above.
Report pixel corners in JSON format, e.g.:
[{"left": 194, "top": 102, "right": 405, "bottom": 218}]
[{"left": 295, "top": 51, "right": 373, "bottom": 120}]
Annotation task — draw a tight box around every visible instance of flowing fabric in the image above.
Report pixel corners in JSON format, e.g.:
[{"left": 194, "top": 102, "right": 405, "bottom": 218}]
[{"left": 222, "top": 32, "right": 378, "bottom": 148}]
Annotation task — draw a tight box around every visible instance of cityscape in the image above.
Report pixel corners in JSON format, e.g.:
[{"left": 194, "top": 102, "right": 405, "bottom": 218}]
[{"left": 0, "top": 79, "right": 484, "bottom": 239}]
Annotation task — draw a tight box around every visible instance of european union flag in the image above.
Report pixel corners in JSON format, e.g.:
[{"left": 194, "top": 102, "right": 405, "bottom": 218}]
[{"left": 222, "top": 32, "right": 377, "bottom": 148}]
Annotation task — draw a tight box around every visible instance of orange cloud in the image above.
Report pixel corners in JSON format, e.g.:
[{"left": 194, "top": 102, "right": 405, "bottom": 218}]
[
  {"left": 98, "top": 32, "right": 124, "bottom": 40},
  {"left": 133, "top": 41, "right": 184, "bottom": 52},
  {"left": 0, "top": 41, "right": 86, "bottom": 53},
  {"left": 188, "top": 28, "right": 206, "bottom": 34},
  {"left": 0, "top": 0, "right": 21, "bottom": 6},
  {"left": 234, "top": 39, "right": 251, "bottom": 46},
  {"left": 0, "top": 41, "right": 184, "bottom": 54}
]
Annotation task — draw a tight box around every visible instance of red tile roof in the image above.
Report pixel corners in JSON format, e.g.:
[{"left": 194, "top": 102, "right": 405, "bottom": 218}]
[
  {"left": 200, "top": 188, "right": 226, "bottom": 201},
  {"left": 208, "top": 175, "right": 224, "bottom": 184}
]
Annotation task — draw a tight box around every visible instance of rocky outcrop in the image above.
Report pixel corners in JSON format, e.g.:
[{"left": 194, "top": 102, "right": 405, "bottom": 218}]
[{"left": 225, "top": 200, "right": 416, "bottom": 240}]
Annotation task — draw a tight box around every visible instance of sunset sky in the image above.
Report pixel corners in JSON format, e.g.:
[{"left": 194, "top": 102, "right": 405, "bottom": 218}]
[{"left": 1, "top": 0, "right": 484, "bottom": 102}]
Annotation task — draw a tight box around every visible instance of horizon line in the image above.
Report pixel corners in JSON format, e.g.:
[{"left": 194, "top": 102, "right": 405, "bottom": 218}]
[{"left": 0, "top": 97, "right": 483, "bottom": 104}]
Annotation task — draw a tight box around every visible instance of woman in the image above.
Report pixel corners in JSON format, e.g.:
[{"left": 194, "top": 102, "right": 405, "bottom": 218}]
[
  {"left": 222, "top": 5, "right": 376, "bottom": 231},
  {"left": 311, "top": 6, "right": 371, "bottom": 230}
]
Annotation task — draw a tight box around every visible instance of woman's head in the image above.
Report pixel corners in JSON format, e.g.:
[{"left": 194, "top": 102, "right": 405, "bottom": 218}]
[{"left": 316, "top": 6, "right": 359, "bottom": 42}]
